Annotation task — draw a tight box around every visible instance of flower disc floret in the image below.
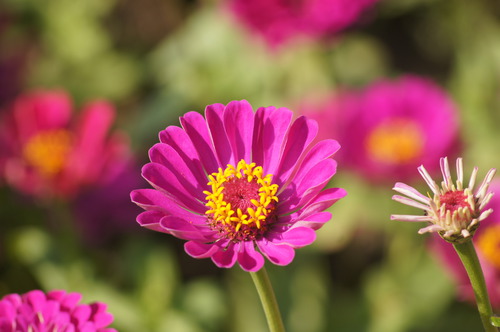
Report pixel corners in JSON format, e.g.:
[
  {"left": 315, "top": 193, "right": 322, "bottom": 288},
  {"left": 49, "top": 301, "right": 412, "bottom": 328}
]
[
  {"left": 391, "top": 157, "right": 497, "bottom": 243},
  {"left": 22, "top": 129, "right": 72, "bottom": 176},
  {"left": 204, "top": 159, "right": 279, "bottom": 241},
  {"left": 365, "top": 117, "right": 424, "bottom": 164}
]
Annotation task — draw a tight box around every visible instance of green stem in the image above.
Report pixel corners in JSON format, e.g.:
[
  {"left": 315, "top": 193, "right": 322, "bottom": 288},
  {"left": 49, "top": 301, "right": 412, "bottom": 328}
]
[
  {"left": 250, "top": 266, "right": 286, "bottom": 332},
  {"left": 453, "top": 240, "right": 498, "bottom": 332}
]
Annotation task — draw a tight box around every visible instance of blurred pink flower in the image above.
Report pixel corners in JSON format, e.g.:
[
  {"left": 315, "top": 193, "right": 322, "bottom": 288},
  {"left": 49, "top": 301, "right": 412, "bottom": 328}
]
[
  {"left": 301, "top": 75, "right": 461, "bottom": 182},
  {"left": 0, "top": 90, "right": 132, "bottom": 199},
  {"left": 131, "top": 100, "right": 346, "bottom": 272},
  {"left": 227, "top": 0, "right": 378, "bottom": 47},
  {"left": 0, "top": 290, "right": 116, "bottom": 331},
  {"left": 431, "top": 180, "right": 500, "bottom": 308}
]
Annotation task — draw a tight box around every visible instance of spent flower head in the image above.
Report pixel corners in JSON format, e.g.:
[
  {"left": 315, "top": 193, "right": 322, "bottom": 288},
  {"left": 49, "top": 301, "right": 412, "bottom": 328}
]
[
  {"left": 431, "top": 180, "right": 500, "bottom": 308},
  {"left": 131, "top": 100, "right": 346, "bottom": 272},
  {"left": 391, "top": 157, "right": 496, "bottom": 243}
]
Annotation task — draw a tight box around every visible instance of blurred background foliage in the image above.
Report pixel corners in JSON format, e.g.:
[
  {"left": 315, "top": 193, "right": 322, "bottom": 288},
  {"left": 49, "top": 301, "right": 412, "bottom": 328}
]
[{"left": 1, "top": 0, "right": 500, "bottom": 331}]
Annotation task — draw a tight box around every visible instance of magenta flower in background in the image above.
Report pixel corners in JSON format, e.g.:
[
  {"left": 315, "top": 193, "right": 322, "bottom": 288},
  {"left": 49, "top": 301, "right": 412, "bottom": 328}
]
[
  {"left": 227, "top": 0, "right": 378, "bottom": 47},
  {"left": 0, "top": 90, "right": 133, "bottom": 199},
  {"left": 301, "top": 75, "right": 461, "bottom": 182},
  {"left": 431, "top": 180, "right": 500, "bottom": 308},
  {"left": 0, "top": 290, "right": 116, "bottom": 331},
  {"left": 131, "top": 100, "right": 346, "bottom": 272}
]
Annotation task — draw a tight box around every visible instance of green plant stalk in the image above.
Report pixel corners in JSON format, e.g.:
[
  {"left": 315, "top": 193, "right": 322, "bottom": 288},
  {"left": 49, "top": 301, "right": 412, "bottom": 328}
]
[
  {"left": 250, "top": 266, "right": 286, "bottom": 332},
  {"left": 453, "top": 240, "right": 498, "bottom": 332}
]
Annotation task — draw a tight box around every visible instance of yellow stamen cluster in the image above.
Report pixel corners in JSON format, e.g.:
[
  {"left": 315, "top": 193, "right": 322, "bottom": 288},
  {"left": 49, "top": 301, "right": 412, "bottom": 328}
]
[
  {"left": 477, "top": 225, "right": 500, "bottom": 269},
  {"left": 366, "top": 118, "right": 424, "bottom": 164},
  {"left": 204, "top": 160, "right": 278, "bottom": 235},
  {"left": 23, "top": 129, "right": 72, "bottom": 176}
]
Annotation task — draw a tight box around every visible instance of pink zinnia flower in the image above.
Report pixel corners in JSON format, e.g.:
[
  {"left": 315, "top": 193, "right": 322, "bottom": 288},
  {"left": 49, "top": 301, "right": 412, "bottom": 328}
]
[
  {"left": 227, "top": 0, "right": 378, "bottom": 47},
  {"left": 392, "top": 157, "right": 496, "bottom": 243},
  {"left": 0, "top": 90, "right": 132, "bottom": 199},
  {"left": 301, "top": 75, "right": 461, "bottom": 182},
  {"left": 431, "top": 180, "right": 500, "bottom": 308},
  {"left": 0, "top": 290, "right": 116, "bottom": 331},
  {"left": 131, "top": 100, "right": 346, "bottom": 272}
]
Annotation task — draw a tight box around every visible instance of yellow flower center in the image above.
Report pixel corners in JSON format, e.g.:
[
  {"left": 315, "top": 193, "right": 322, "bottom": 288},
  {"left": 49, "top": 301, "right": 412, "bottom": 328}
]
[
  {"left": 204, "top": 160, "right": 279, "bottom": 241},
  {"left": 22, "top": 129, "right": 72, "bottom": 177},
  {"left": 477, "top": 225, "right": 500, "bottom": 270},
  {"left": 365, "top": 118, "right": 424, "bottom": 164}
]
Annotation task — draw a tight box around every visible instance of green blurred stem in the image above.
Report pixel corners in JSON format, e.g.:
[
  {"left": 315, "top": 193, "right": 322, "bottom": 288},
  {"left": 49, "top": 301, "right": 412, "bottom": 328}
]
[
  {"left": 453, "top": 240, "right": 498, "bottom": 332},
  {"left": 250, "top": 266, "right": 286, "bottom": 332}
]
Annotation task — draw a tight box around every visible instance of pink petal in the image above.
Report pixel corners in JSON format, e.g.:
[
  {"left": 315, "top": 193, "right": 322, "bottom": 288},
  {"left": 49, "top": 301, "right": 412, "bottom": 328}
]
[
  {"left": 130, "top": 189, "right": 205, "bottom": 223},
  {"left": 3, "top": 294, "right": 21, "bottom": 307},
  {"left": 46, "top": 290, "right": 66, "bottom": 303},
  {"left": 67, "top": 101, "right": 115, "bottom": 180},
  {"left": 223, "top": 100, "right": 255, "bottom": 164},
  {"left": 237, "top": 241, "right": 265, "bottom": 272},
  {"left": 136, "top": 210, "right": 166, "bottom": 232},
  {"left": 159, "top": 216, "right": 214, "bottom": 241},
  {"left": 89, "top": 303, "right": 114, "bottom": 328},
  {"left": 14, "top": 90, "right": 72, "bottom": 138},
  {"left": 141, "top": 162, "right": 206, "bottom": 211},
  {"left": 278, "top": 158, "right": 337, "bottom": 212},
  {"left": 296, "top": 187, "right": 347, "bottom": 220},
  {"left": 40, "top": 300, "right": 59, "bottom": 322},
  {"left": 252, "top": 106, "right": 293, "bottom": 175},
  {"left": 72, "top": 304, "right": 91, "bottom": 325},
  {"left": 278, "top": 227, "right": 316, "bottom": 248},
  {"left": 159, "top": 126, "right": 210, "bottom": 175},
  {"left": 78, "top": 322, "right": 94, "bottom": 332},
  {"left": 92, "top": 311, "right": 114, "bottom": 328},
  {"left": 0, "top": 302, "right": 15, "bottom": 319},
  {"left": 205, "top": 103, "right": 232, "bottom": 167},
  {"left": 184, "top": 241, "right": 220, "bottom": 258},
  {"left": 211, "top": 243, "right": 238, "bottom": 268},
  {"left": 257, "top": 240, "right": 295, "bottom": 266},
  {"left": 180, "top": 111, "right": 220, "bottom": 174},
  {"left": 292, "top": 211, "right": 332, "bottom": 230},
  {"left": 25, "top": 290, "right": 46, "bottom": 312},
  {"left": 148, "top": 143, "right": 208, "bottom": 193},
  {"left": 289, "top": 139, "right": 340, "bottom": 186},
  {"left": 74, "top": 101, "right": 114, "bottom": 155},
  {"left": 274, "top": 116, "right": 318, "bottom": 187}
]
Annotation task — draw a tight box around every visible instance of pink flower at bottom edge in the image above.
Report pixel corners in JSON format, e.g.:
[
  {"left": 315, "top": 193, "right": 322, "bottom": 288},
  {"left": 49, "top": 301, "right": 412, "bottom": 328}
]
[
  {"left": 131, "top": 100, "right": 347, "bottom": 272},
  {"left": 0, "top": 290, "right": 116, "bottom": 332}
]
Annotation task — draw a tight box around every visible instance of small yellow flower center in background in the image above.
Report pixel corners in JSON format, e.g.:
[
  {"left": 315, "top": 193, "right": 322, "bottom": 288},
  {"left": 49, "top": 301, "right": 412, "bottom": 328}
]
[
  {"left": 365, "top": 118, "right": 424, "bottom": 164},
  {"left": 477, "top": 225, "right": 500, "bottom": 270},
  {"left": 204, "top": 160, "right": 279, "bottom": 241},
  {"left": 22, "top": 129, "right": 72, "bottom": 177}
]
